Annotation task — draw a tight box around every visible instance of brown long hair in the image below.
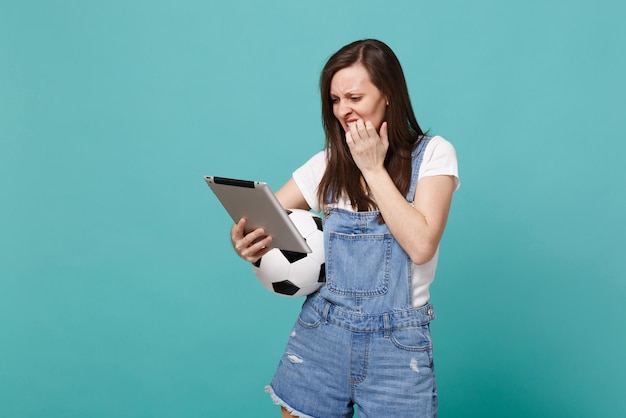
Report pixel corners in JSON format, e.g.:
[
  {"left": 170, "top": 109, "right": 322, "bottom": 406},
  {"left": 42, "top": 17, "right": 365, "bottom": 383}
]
[{"left": 317, "top": 39, "right": 425, "bottom": 211}]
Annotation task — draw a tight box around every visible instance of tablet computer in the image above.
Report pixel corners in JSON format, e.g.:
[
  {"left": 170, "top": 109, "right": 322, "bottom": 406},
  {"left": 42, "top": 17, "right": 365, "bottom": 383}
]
[{"left": 204, "top": 176, "right": 312, "bottom": 253}]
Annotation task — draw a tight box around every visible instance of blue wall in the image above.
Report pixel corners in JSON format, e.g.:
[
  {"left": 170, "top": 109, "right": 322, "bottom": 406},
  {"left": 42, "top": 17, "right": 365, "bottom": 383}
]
[{"left": 1, "top": 1, "right": 624, "bottom": 416}]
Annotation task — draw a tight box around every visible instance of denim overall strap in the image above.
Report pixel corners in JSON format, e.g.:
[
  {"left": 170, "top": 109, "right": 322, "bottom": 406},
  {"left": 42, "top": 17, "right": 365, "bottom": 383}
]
[
  {"left": 406, "top": 136, "right": 431, "bottom": 204},
  {"left": 317, "top": 137, "right": 431, "bottom": 316}
]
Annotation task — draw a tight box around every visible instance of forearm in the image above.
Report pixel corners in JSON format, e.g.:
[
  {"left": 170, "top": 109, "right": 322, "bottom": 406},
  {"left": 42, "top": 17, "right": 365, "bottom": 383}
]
[{"left": 363, "top": 169, "right": 453, "bottom": 265}]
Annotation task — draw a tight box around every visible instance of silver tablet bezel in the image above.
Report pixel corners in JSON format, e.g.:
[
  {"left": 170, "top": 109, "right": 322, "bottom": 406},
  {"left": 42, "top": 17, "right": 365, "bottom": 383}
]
[{"left": 204, "top": 176, "right": 312, "bottom": 253}]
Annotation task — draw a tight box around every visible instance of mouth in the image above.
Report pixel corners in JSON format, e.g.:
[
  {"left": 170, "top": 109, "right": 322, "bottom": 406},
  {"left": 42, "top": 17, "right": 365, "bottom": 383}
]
[{"left": 345, "top": 119, "right": 358, "bottom": 129}]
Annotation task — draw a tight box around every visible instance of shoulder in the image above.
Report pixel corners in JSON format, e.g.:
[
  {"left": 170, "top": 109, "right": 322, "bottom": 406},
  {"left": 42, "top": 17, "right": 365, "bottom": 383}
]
[
  {"left": 307, "top": 150, "right": 327, "bottom": 168},
  {"left": 295, "top": 150, "right": 326, "bottom": 177},
  {"left": 424, "top": 135, "right": 457, "bottom": 158},
  {"left": 419, "top": 135, "right": 460, "bottom": 190}
]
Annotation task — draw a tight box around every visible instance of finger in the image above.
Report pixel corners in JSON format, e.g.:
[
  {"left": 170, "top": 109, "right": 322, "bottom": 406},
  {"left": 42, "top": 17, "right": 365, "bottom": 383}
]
[
  {"left": 254, "top": 235, "right": 273, "bottom": 253},
  {"left": 241, "top": 227, "right": 267, "bottom": 248},
  {"left": 231, "top": 218, "right": 246, "bottom": 242},
  {"left": 349, "top": 120, "right": 362, "bottom": 141},
  {"left": 364, "top": 120, "right": 379, "bottom": 139},
  {"left": 345, "top": 130, "right": 354, "bottom": 146},
  {"left": 379, "top": 121, "right": 388, "bottom": 146},
  {"left": 355, "top": 119, "right": 367, "bottom": 139},
  {"left": 237, "top": 231, "right": 267, "bottom": 259},
  {"left": 246, "top": 235, "right": 274, "bottom": 262},
  {"left": 233, "top": 222, "right": 263, "bottom": 252}
]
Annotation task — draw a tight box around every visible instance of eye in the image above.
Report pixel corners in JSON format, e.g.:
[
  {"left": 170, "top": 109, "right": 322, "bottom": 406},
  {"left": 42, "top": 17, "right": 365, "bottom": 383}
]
[
  {"left": 330, "top": 97, "right": 339, "bottom": 104},
  {"left": 350, "top": 96, "right": 362, "bottom": 102}
]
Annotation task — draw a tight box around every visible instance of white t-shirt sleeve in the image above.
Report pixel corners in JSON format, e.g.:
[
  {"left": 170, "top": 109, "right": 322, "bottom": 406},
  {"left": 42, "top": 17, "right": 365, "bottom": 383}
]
[
  {"left": 292, "top": 136, "right": 460, "bottom": 213},
  {"left": 292, "top": 151, "right": 326, "bottom": 213},
  {"left": 419, "top": 136, "right": 460, "bottom": 191}
]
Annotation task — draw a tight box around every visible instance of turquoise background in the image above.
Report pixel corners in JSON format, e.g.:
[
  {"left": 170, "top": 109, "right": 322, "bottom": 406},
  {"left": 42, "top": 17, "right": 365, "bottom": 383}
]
[{"left": 1, "top": 0, "right": 624, "bottom": 416}]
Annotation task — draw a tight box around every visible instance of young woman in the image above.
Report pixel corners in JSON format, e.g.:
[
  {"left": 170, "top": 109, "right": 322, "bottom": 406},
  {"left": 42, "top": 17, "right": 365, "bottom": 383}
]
[{"left": 231, "top": 39, "right": 459, "bottom": 418}]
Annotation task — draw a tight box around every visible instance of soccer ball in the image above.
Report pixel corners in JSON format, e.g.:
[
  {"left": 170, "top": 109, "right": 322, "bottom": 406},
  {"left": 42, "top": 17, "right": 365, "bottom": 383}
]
[{"left": 252, "top": 209, "right": 326, "bottom": 297}]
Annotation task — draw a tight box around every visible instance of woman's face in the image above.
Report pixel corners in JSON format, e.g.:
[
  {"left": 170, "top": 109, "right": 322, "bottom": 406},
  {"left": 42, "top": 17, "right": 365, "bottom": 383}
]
[{"left": 330, "top": 63, "right": 388, "bottom": 133}]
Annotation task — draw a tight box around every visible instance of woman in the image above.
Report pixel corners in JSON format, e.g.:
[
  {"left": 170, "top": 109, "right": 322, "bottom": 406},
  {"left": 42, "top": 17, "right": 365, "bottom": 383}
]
[{"left": 231, "top": 39, "right": 459, "bottom": 418}]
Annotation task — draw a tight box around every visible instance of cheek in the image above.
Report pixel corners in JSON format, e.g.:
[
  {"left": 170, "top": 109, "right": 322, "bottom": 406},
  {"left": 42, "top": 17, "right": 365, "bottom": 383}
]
[
  {"left": 379, "top": 101, "right": 388, "bottom": 119},
  {"left": 370, "top": 105, "right": 387, "bottom": 128}
]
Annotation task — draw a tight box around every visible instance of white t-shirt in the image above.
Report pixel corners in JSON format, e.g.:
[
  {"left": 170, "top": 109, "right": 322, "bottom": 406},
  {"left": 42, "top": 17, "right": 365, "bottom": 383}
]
[{"left": 292, "top": 135, "right": 460, "bottom": 307}]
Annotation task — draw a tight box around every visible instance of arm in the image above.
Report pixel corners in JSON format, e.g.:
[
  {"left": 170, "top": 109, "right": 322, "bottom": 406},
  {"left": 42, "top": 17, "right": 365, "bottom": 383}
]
[
  {"left": 230, "top": 178, "right": 310, "bottom": 263},
  {"left": 346, "top": 119, "right": 455, "bottom": 264},
  {"left": 365, "top": 172, "right": 455, "bottom": 265},
  {"left": 275, "top": 177, "right": 310, "bottom": 211}
]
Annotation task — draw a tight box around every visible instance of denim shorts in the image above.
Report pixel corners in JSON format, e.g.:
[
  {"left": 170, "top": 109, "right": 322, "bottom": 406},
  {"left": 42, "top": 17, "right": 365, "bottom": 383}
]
[{"left": 266, "top": 294, "right": 437, "bottom": 418}]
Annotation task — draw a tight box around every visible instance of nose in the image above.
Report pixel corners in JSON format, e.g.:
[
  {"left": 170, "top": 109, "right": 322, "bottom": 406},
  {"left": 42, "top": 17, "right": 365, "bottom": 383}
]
[{"left": 336, "top": 99, "right": 352, "bottom": 119}]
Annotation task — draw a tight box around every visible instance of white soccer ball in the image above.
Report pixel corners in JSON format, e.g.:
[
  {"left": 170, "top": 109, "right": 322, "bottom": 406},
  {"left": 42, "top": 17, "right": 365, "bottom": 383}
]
[{"left": 252, "top": 209, "right": 326, "bottom": 297}]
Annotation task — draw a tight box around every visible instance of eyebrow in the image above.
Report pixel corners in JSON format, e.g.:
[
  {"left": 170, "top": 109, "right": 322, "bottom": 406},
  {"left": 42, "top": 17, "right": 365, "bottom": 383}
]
[{"left": 330, "top": 90, "right": 360, "bottom": 97}]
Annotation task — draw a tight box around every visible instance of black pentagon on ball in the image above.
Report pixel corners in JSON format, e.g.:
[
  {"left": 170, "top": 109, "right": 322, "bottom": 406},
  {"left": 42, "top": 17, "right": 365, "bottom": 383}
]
[
  {"left": 272, "top": 280, "right": 301, "bottom": 296},
  {"left": 313, "top": 216, "right": 323, "bottom": 231},
  {"left": 318, "top": 263, "right": 326, "bottom": 283},
  {"left": 280, "top": 249, "right": 307, "bottom": 263}
]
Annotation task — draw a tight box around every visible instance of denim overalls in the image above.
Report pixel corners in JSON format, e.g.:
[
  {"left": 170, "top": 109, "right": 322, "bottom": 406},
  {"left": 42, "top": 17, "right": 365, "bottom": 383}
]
[{"left": 267, "top": 138, "right": 438, "bottom": 418}]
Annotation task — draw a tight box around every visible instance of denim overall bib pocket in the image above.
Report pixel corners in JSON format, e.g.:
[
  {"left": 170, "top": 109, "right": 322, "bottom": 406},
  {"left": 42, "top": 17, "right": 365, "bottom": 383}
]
[{"left": 326, "top": 211, "right": 392, "bottom": 297}]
